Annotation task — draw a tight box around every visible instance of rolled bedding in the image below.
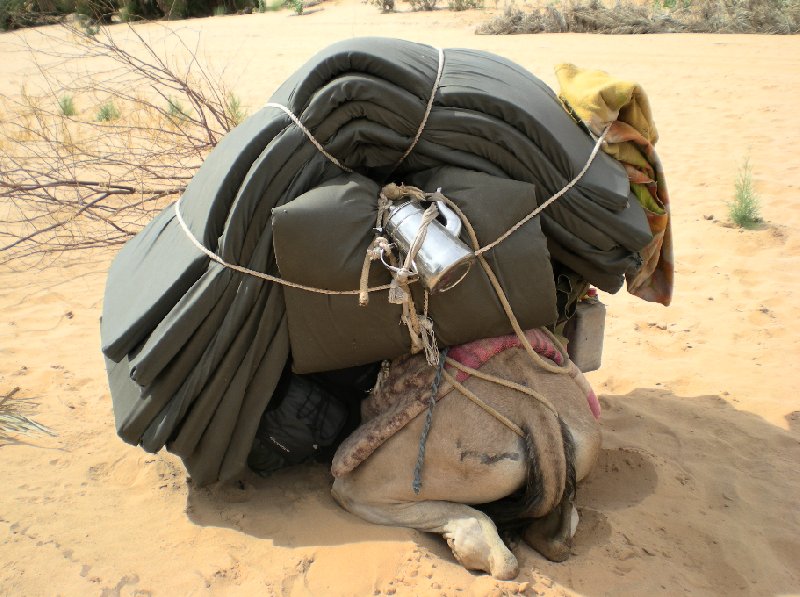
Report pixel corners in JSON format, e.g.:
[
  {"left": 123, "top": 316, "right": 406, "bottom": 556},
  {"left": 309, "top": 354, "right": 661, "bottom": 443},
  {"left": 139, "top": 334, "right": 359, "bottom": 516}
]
[{"left": 100, "top": 37, "right": 651, "bottom": 486}]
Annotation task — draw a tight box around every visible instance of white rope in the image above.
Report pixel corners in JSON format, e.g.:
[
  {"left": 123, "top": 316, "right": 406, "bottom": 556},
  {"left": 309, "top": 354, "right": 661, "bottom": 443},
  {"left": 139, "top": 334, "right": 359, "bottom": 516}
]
[
  {"left": 474, "top": 123, "right": 611, "bottom": 257},
  {"left": 173, "top": 199, "right": 391, "bottom": 295},
  {"left": 393, "top": 47, "right": 445, "bottom": 169},
  {"left": 174, "top": 90, "right": 608, "bottom": 298},
  {"left": 264, "top": 102, "right": 354, "bottom": 173}
]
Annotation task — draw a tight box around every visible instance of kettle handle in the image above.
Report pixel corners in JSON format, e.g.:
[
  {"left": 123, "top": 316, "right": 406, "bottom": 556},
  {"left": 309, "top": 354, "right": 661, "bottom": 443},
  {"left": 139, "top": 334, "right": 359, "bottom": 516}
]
[{"left": 435, "top": 201, "right": 463, "bottom": 238}]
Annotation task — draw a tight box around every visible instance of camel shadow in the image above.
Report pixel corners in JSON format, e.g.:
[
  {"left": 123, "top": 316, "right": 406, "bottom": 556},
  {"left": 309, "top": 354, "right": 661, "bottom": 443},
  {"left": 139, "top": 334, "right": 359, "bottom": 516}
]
[
  {"left": 185, "top": 456, "right": 449, "bottom": 557},
  {"left": 186, "top": 388, "right": 800, "bottom": 595},
  {"left": 514, "top": 388, "right": 800, "bottom": 596}
]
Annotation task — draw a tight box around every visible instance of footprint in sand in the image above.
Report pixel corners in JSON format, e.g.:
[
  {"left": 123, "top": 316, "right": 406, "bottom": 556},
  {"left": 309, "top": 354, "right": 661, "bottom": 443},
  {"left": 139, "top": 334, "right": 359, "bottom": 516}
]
[
  {"left": 570, "top": 507, "right": 613, "bottom": 555},
  {"left": 99, "top": 573, "right": 150, "bottom": 597},
  {"left": 580, "top": 448, "right": 658, "bottom": 511}
]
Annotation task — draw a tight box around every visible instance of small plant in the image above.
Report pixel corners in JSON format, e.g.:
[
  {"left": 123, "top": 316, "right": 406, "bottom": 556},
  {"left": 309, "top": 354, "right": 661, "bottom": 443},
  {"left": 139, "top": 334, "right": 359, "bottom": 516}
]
[
  {"left": 58, "top": 94, "right": 76, "bottom": 116},
  {"left": 0, "top": 0, "right": 39, "bottom": 31},
  {"left": 96, "top": 101, "right": 120, "bottom": 121},
  {"left": 167, "top": 96, "right": 190, "bottom": 121},
  {"left": 258, "top": 0, "right": 283, "bottom": 11},
  {"left": 290, "top": 0, "right": 303, "bottom": 14},
  {"left": 368, "top": 0, "right": 396, "bottom": 11},
  {"left": 226, "top": 93, "right": 247, "bottom": 127},
  {"left": 0, "top": 387, "right": 56, "bottom": 444},
  {"left": 728, "top": 158, "right": 762, "bottom": 229},
  {"left": 448, "top": 0, "right": 481, "bottom": 9},
  {"left": 213, "top": 4, "right": 226, "bottom": 14},
  {"left": 83, "top": 21, "right": 101, "bottom": 36},
  {"left": 408, "top": 0, "right": 437, "bottom": 10},
  {"left": 74, "top": 13, "right": 101, "bottom": 36}
]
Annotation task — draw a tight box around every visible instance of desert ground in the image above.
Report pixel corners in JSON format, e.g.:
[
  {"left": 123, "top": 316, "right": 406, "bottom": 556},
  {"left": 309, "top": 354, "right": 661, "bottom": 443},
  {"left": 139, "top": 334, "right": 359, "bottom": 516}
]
[{"left": 1, "top": 2, "right": 800, "bottom": 595}]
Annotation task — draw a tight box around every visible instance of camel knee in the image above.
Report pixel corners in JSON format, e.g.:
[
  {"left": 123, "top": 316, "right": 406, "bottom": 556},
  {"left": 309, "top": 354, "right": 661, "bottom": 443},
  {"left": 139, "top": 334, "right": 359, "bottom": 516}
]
[
  {"left": 330, "top": 476, "right": 352, "bottom": 508},
  {"left": 331, "top": 476, "right": 379, "bottom": 521}
]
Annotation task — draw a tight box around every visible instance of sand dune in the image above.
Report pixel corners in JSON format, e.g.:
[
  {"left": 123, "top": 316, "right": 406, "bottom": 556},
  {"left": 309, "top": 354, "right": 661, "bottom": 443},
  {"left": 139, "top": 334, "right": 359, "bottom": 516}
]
[{"left": 1, "top": 4, "right": 799, "bottom": 595}]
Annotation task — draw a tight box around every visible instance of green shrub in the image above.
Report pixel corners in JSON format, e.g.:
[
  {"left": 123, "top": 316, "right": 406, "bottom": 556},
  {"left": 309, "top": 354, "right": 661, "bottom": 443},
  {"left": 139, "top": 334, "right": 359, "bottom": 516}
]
[
  {"left": 155, "top": 0, "right": 186, "bottom": 18},
  {"left": 408, "top": 0, "right": 436, "bottom": 10},
  {"left": 75, "top": 0, "right": 117, "bottom": 21},
  {"left": 1, "top": 0, "right": 38, "bottom": 30},
  {"left": 226, "top": 93, "right": 247, "bottom": 127},
  {"left": 167, "top": 96, "right": 189, "bottom": 120},
  {"left": 367, "top": 0, "right": 395, "bottom": 11},
  {"left": 476, "top": 0, "right": 800, "bottom": 34},
  {"left": 58, "top": 94, "right": 77, "bottom": 116},
  {"left": 96, "top": 101, "right": 120, "bottom": 121},
  {"left": 728, "top": 158, "right": 762, "bottom": 228},
  {"left": 448, "top": 0, "right": 481, "bottom": 10},
  {"left": 119, "top": 0, "right": 163, "bottom": 20}
]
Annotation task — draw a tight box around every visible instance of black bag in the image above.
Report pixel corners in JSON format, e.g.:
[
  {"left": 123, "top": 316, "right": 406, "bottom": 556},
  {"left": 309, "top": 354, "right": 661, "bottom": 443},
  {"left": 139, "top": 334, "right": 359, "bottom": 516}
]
[{"left": 247, "top": 372, "right": 348, "bottom": 476}]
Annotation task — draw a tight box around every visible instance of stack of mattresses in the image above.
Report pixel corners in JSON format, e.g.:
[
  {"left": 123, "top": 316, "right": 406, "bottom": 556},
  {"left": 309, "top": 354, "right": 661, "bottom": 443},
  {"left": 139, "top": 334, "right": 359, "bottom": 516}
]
[{"left": 100, "top": 38, "right": 651, "bottom": 485}]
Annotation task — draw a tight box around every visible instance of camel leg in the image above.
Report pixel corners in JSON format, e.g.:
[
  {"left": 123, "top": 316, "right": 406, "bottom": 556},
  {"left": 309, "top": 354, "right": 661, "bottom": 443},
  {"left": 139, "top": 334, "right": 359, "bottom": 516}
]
[
  {"left": 332, "top": 479, "right": 518, "bottom": 579},
  {"left": 522, "top": 492, "right": 578, "bottom": 562}
]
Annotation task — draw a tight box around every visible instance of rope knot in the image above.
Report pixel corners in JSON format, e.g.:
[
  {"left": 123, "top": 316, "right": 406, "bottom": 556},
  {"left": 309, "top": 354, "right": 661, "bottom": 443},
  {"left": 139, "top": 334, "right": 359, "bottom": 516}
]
[{"left": 388, "top": 277, "right": 411, "bottom": 304}]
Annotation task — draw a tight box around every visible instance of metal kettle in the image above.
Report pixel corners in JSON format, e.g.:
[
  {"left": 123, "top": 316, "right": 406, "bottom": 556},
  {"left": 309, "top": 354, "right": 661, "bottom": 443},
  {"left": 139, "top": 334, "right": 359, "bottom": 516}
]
[{"left": 383, "top": 199, "right": 474, "bottom": 294}]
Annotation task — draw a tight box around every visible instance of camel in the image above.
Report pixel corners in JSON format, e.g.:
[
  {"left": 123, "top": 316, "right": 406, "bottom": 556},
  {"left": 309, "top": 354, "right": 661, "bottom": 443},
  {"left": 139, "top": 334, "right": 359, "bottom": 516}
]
[{"left": 331, "top": 332, "right": 601, "bottom": 579}]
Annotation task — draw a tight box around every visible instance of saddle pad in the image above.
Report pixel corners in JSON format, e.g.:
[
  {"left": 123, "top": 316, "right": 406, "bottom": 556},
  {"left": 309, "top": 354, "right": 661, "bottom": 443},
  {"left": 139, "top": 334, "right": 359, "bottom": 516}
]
[{"left": 331, "top": 329, "right": 597, "bottom": 477}]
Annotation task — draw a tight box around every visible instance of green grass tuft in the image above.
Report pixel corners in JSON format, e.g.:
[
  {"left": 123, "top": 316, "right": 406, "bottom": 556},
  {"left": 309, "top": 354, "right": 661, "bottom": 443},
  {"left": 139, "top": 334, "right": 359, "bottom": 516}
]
[
  {"left": 96, "top": 101, "right": 120, "bottom": 122},
  {"left": 728, "top": 158, "right": 762, "bottom": 229},
  {"left": 58, "top": 94, "right": 76, "bottom": 117},
  {"left": 408, "top": 0, "right": 437, "bottom": 10},
  {"left": 226, "top": 93, "right": 247, "bottom": 127},
  {"left": 448, "top": 0, "right": 482, "bottom": 10},
  {"left": 167, "top": 96, "right": 189, "bottom": 121}
]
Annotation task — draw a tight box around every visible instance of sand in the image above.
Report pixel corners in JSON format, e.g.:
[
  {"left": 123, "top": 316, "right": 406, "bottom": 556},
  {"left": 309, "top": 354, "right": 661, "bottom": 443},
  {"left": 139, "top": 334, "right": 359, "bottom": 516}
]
[{"left": 1, "top": 3, "right": 799, "bottom": 595}]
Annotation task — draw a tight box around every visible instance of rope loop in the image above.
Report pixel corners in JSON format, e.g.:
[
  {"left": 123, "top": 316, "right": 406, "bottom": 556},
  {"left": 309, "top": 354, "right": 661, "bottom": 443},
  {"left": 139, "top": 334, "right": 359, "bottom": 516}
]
[{"left": 176, "top": 70, "right": 609, "bottom": 376}]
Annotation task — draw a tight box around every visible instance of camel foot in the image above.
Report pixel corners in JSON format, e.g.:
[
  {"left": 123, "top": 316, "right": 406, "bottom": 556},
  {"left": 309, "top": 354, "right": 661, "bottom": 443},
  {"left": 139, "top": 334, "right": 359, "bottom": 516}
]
[
  {"left": 445, "top": 516, "right": 519, "bottom": 579},
  {"left": 523, "top": 500, "right": 577, "bottom": 562}
]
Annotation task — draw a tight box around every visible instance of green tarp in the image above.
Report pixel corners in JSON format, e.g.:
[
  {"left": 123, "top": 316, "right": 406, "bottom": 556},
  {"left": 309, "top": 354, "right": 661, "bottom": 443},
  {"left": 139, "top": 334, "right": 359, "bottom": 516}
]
[
  {"left": 100, "top": 37, "right": 650, "bottom": 485},
  {"left": 273, "top": 168, "right": 560, "bottom": 374}
]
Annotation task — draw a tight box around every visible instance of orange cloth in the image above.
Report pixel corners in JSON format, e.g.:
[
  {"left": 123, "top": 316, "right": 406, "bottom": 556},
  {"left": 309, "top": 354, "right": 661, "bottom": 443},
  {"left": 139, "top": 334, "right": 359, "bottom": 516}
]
[{"left": 556, "top": 64, "right": 673, "bottom": 306}]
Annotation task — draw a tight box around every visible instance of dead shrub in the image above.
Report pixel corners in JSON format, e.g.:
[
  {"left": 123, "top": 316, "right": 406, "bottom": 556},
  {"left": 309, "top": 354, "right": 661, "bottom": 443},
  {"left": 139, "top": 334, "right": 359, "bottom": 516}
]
[
  {"left": 476, "top": 0, "right": 800, "bottom": 34},
  {"left": 0, "top": 24, "right": 246, "bottom": 266}
]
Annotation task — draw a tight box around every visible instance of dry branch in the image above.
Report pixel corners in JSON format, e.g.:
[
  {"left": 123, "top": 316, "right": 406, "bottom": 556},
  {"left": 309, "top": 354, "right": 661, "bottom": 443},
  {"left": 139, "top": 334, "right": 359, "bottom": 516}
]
[{"left": 0, "top": 23, "right": 246, "bottom": 267}]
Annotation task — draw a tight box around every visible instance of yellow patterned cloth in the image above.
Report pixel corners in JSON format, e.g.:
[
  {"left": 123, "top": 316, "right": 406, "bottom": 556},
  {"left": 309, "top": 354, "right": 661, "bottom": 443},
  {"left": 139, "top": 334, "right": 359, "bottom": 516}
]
[{"left": 556, "top": 64, "right": 673, "bottom": 306}]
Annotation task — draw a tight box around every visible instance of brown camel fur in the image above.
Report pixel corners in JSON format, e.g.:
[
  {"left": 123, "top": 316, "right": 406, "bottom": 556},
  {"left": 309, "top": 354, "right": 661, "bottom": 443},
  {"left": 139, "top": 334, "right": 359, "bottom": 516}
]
[{"left": 331, "top": 345, "right": 601, "bottom": 579}]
